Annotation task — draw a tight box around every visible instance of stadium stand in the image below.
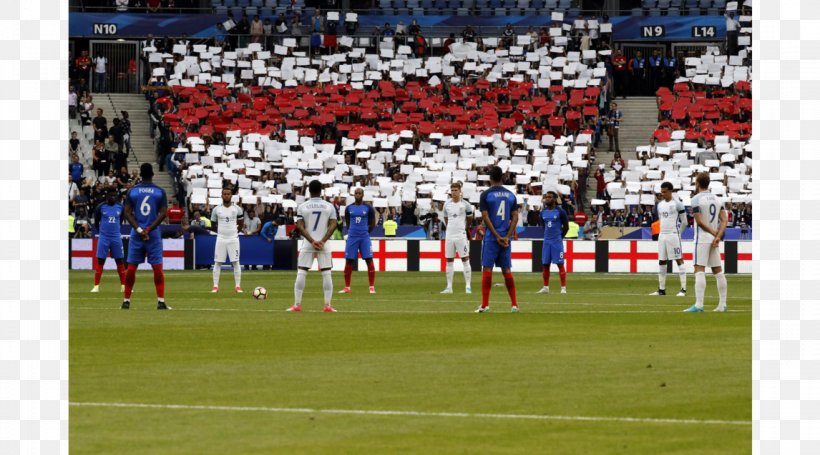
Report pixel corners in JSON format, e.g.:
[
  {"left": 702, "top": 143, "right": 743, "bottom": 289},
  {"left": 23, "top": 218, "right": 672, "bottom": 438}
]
[{"left": 68, "top": 2, "right": 752, "bottom": 236}]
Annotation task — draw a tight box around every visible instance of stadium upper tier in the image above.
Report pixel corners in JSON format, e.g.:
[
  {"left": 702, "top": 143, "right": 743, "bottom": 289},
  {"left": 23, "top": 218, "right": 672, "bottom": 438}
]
[{"left": 74, "top": 0, "right": 740, "bottom": 17}]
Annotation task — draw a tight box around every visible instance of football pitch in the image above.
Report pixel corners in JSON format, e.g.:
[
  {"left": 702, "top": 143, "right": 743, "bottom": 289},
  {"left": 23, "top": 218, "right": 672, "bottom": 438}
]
[{"left": 70, "top": 270, "right": 751, "bottom": 454}]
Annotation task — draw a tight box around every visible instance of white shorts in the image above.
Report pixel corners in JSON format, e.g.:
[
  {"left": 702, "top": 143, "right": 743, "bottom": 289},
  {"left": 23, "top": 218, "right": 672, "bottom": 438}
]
[
  {"left": 694, "top": 243, "right": 722, "bottom": 268},
  {"left": 657, "top": 233, "right": 682, "bottom": 261},
  {"left": 298, "top": 250, "right": 332, "bottom": 270},
  {"left": 214, "top": 238, "right": 240, "bottom": 263},
  {"left": 445, "top": 238, "right": 470, "bottom": 259}
]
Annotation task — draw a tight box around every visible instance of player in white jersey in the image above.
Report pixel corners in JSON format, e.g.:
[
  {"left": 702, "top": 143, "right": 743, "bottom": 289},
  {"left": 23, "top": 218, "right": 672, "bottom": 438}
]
[
  {"left": 287, "top": 180, "right": 338, "bottom": 313},
  {"left": 441, "top": 181, "right": 475, "bottom": 294},
  {"left": 649, "top": 182, "right": 688, "bottom": 297},
  {"left": 683, "top": 172, "right": 729, "bottom": 313},
  {"left": 210, "top": 187, "right": 245, "bottom": 293}
]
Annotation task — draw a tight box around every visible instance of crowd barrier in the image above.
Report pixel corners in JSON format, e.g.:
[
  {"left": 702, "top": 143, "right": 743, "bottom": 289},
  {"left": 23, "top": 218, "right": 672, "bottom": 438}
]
[{"left": 70, "top": 238, "right": 751, "bottom": 273}]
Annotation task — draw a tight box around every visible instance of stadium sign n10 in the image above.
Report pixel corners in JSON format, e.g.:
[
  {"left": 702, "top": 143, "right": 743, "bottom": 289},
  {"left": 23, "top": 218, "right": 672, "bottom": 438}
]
[
  {"left": 641, "top": 26, "right": 665, "bottom": 38},
  {"left": 93, "top": 23, "right": 118, "bottom": 35}
]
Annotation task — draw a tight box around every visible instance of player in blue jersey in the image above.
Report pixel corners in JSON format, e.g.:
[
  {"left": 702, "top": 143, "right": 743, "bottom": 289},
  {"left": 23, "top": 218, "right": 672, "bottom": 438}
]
[
  {"left": 90, "top": 188, "right": 126, "bottom": 293},
  {"left": 476, "top": 166, "right": 519, "bottom": 313},
  {"left": 538, "top": 191, "right": 569, "bottom": 295},
  {"left": 121, "top": 163, "right": 169, "bottom": 310},
  {"left": 340, "top": 188, "right": 377, "bottom": 294}
]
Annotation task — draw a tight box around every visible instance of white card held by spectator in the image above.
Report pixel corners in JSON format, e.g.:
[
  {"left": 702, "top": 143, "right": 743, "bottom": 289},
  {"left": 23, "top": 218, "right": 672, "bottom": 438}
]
[{"left": 551, "top": 11, "right": 564, "bottom": 21}]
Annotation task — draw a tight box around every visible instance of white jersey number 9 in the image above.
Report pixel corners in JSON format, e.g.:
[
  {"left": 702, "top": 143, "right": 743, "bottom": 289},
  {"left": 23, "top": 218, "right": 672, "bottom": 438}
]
[{"left": 140, "top": 196, "right": 151, "bottom": 216}]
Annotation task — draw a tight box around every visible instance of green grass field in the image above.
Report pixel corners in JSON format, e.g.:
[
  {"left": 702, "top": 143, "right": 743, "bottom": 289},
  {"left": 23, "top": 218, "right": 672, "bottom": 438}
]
[{"left": 70, "top": 270, "right": 751, "bottom": 454}]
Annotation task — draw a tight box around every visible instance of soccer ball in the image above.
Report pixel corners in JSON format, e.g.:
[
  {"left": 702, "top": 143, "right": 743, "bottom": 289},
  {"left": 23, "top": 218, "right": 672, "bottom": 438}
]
[{"left": 252, "top": 286, "right": 267, "bottom": 300}]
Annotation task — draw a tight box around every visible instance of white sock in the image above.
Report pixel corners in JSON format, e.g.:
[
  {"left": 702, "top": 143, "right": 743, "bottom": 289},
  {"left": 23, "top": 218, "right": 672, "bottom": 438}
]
[
  {"left": 213, "top": 262, "right": 222, "bottom": 287},
  {"left": 658, "top": 264, "right": 667, "bottom": 291},
  {"left": 322, "top": 270, "right": 333, "bottom": 306},
  {"left": 678, "top": 263, "right": 687, "bottom": 291},
  {"left": 462, "top": 260, "right": 471, "bottom": 289},
  {"left": 294, "top": 269, "right": 307, "bottom": 306},
  {"left": 232, "top": 261, "right": 241, "bottom": 288},
  {"left": 446, "top": 261, "right": 454, "bottom": 289},
  {"left": 715, "top": 272, "right": 727, "bottom": 307},
  {"left": 694, "top": 272, "right": 706, "bottom": 309}
]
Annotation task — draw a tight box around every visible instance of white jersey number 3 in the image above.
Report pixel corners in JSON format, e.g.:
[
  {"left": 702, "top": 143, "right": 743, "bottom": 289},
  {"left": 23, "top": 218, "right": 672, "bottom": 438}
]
[{"left": 140, "top": 196, "right": 151, "bottom": 216}]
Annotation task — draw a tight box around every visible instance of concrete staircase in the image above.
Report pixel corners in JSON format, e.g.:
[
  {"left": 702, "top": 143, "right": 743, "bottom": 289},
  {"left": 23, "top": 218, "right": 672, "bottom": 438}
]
[
  {"left": 613, "top": 97, "right": 661, "bottom": 155},
  {"left": 583, "top": 97, "right": 660, "bottom": 207},
  {"left": 103, "top": 93, "right": 175, "bottom": 197}
]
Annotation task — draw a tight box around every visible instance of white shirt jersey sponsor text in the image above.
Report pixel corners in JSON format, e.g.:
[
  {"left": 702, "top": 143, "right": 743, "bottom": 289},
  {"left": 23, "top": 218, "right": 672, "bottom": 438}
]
[
  {"left": 443, "top": 199, "right": 474, "bottom": 240},
  {"left": 211, "top": 204, "right": 244, "bottom": 240},
  {"left": 657, "top": 199, "right": 687, "bottom": 235}
]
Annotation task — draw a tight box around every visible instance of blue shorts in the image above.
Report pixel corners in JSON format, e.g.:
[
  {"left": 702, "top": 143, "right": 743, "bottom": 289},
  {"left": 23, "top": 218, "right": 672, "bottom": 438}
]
[
  {"left": 127, "top": 232, "right": 163, "bottom": 265},
  {"left": 481, "top": 238, "right": 512, "bottom": 269},
  {"left": 541, "top": 240, "right": 564, "bottom": 266},
  {"left": 96, "top": 235, "right": 124, "bottom": 260},
  {"left": 345, "top": 236, "right": 373, "bottom": 260}
]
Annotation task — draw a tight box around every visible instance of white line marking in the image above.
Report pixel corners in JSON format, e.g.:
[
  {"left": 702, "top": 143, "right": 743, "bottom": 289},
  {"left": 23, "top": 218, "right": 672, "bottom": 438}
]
[{"left": 69, "top": 401, "right": 750, "bottom": 426}]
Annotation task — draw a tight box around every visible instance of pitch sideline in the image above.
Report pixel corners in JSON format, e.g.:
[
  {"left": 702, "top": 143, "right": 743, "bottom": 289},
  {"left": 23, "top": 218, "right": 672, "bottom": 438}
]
[{"left": 70, "top": 401, "right": 751, "bottom": 426}]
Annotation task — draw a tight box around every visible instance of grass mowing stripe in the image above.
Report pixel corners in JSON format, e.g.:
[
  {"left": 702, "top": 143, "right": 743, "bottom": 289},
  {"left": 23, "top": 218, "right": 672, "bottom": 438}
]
[
  {"left": 70, "top": 401, "right": 751, "bottom": 426},
  {"left": 72, "top": 306, "right": 751, "bottom": 314}
]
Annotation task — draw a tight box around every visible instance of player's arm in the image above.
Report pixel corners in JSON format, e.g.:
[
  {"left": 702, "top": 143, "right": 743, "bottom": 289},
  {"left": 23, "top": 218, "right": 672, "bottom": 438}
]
[
  {"left": 560, "top": 209, "right": 569, "bottom": 237},
  {"left": 236, "top": 208, "right": 245, "bottom": 233},
  {"left": 321, "top": 217, "right": 337, "bottom": 244},
  {"left": 465, "top": 203, "right": 475, "bottom": 240},
  {"left": 94, "top": 204, "right": 102, "bottom": 230},
  {"left": 504, "top": 199, "right": 519, "bottom": 242},
  {"left": 677, "top": 202, "right": 688, "bottom": 233},
  {"left": 209, "top": 209, "right": 219, "bottom": 233},
  {"left": 123, "top": 198, "right": 140, "bottom": 231},
  {"left": 146, "top": 206, "right": 167, "bottom": 235},
  {"left": 712, "top": 207, "right": 728, "bottom": 247},
  {"left": 692, "top": 211, "right": 717, "bottom": 237},
  {"left": 294, "top": 218, "right": 315, "bottom": 243},
  {"left": 368, "top": 205, "right": 376, "bottom": 232},
  {"left": 478, "top": 191, "right": 502, "bottom": 242},
  {"left": 142, "top": 193, "right": 168, "bottom": 235},
  {"left": 481, "top": 210, "right": 502, "bottom": 242},
  {"left": 344, "top": 206, "right": 350, "bottom": 229}
]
